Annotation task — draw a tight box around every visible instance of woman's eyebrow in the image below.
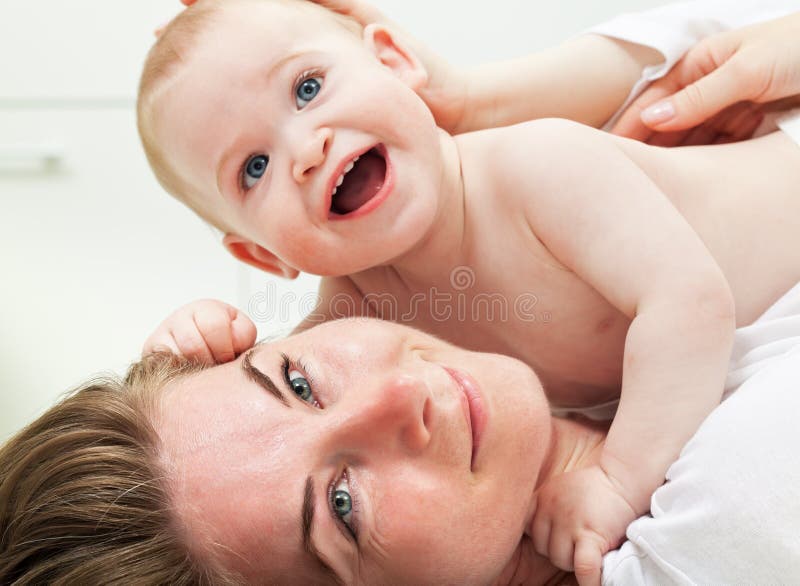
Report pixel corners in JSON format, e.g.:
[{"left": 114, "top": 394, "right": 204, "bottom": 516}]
[
  {"left": 242, "top": 348, "right": 290, "bottom": 407},
  {"left": 303, "top": 477, "right": 346, "bottom": 586}
]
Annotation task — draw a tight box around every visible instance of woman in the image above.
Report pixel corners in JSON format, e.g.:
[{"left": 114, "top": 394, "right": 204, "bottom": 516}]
[{"left": 2, "top": 315, "right": 799, "bottom": 584}]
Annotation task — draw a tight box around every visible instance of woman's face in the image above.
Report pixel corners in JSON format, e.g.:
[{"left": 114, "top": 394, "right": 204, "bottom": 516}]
[{"left": 157, "top": 319, "right": 552, "bottom": 584}]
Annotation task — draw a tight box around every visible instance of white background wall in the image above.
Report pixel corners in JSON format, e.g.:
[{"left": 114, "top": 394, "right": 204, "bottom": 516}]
[{"left": 0, "top": 0, "right": 672, "bottom": 441}]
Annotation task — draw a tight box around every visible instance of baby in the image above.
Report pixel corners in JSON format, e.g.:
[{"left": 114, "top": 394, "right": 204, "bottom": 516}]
[{"left": 137, "top": 0, "right": 800, "bottom": 580}]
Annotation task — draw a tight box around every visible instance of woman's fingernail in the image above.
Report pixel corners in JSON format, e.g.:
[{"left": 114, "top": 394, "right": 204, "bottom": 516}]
[{"left": 641, "top": 100, "right": 675, "bottom": 125}]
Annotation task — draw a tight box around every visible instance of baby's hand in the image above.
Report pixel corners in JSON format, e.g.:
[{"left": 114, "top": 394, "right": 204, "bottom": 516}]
[
  {"left": 142, "top": 299, "right": 257, "bottom": 365},
  {"left": 531, "top": 465, "right": 637, "bottom": 586}
]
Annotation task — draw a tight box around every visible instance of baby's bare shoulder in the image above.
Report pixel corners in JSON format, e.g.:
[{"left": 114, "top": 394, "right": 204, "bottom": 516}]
[{"left": 459, "top": 119, "right": 614, "bottom": 204}]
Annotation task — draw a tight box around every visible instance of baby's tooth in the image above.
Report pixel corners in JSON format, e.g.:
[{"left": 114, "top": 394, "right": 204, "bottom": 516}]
[
  {"left": 336, "top": 174, "right": 345, "bottom": 187},
  {"left": 332, "top": 186, "right": 338, "bottom": 196},
  {"left": 344, "top": 161, "right": 355, "bottom": 173}
]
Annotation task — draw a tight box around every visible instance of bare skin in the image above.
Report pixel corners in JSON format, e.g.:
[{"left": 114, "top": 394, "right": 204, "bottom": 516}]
[
  {"left": 142, "top": 2, "right": 800, "bottom": 581},
  {"left": 297, "top": 123, "right": 800, "bottom": 582},
  {"left": 339, "top": 128, "right": 799, "bottom": 401}
]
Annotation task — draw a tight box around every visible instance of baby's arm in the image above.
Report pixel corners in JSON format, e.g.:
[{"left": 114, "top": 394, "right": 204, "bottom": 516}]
[{"left": 493, "top": 119, "right": 736, "bottom": 582}]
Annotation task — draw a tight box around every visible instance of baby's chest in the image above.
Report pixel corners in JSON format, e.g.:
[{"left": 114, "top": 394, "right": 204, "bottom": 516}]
[
  {"left": 369, "top": 261, "right": 631, "bottom": 401},
  {"left": 442, "top": 268, "right": 630, "bottom": 400}
]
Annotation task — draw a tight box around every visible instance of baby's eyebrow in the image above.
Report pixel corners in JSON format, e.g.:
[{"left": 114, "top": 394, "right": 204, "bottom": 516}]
[
  {"left": 267, "top": 50, "right": 305, "bottom": 82},
  {"left": 242, "top": 348, "right": 289, "bottom": 406}
]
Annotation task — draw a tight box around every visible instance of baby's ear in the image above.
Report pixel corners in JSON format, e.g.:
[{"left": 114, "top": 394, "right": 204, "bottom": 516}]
[
  {"left": 363, "top": 24, "right": 428, "bottom": 91},
  {"left": 223, "top": 234, "right": 300, "bottom": 279}
]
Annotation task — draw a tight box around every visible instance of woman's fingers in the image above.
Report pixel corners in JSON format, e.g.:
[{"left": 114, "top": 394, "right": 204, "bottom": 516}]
[
  {"left": 641, "top": 54, "right": 751, "bottom": 132},
  {"left": 306, "top": 0, "right": 387, "bottom": 26},
  {"left": 611, "top": 81, "right": 678, "bottom": 141}
]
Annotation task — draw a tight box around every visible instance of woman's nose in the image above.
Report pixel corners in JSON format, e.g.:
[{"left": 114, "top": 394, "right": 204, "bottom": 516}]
[
  {"left": 332, "top": 373, "right": 432, "bottom": 456},
  {"left": 291, "top": 126, "right": 333, "bottom": 183}
]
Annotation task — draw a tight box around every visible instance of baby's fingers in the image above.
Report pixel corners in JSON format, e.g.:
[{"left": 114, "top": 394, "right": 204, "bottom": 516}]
[
  {"left": 230, "top": 309, "right": 258, "bottom": 356},
  {"left": 547, "top": 528, "right": 575, "bottom": 572},
  {"left": 530, "top": 504, "right": 552, "bottom": 559},
  {"left": 142, "top": 328, "right": 181, "bottom": 357},
  {"left": 193, "top": 308, "right": 240, "bottom": 364},
  {"left": 170, "top": 316, "right": 216, "bottom": 365},
  {"left": 574, "top": 536, "right": 604, "bottom": 586}
]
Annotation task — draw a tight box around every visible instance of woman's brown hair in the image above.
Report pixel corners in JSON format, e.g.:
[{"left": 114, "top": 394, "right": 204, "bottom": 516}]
[{"left": 0, "top": 353, "right": 242, "bottom": 585}]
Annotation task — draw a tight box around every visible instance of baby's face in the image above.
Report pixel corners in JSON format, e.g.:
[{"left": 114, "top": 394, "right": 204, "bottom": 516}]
[{"left": 154, "top": 1, "right": 446, "bottom": 276}]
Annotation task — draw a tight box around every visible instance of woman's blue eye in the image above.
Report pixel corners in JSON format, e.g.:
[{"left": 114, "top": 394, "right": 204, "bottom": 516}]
[
  {"left": 243, "top": 154, "right": 268, "bottom": 189},
  {"left": 295, "top": 77, "right": 322, "bottom": 109},
  {"left": 331, "top": 473, "right": 356, "bottom": 536},
  {"left": 287, "top": 369, "right": 313, "bottom": 402},
  {"left": 281, "top": 355, "right": 320, "bottom": 407},
  {"left": 333, "top": 489, "right": 352, "bottom": 516}
]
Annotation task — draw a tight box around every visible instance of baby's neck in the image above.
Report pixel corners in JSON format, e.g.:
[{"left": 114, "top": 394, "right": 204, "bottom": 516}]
[{"left": 390, "top": 129, "right": 470, "bottom": 284}]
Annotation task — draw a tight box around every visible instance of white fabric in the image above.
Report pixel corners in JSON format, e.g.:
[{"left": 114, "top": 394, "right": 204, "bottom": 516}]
[
  {"left": 585, "top": 0, "right": 800, "bottom": 130},
  {"left": 777, "top": 108, "right": 800, "bottom": 147},
  {"left": 602, "top": 282, "right": 800, "bottom": 585}
]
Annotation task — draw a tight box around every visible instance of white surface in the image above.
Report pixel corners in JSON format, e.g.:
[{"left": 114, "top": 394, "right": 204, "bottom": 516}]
[
  {"left": 0, "top": 108, "right": 241, "bottom": 439},
  {"left": 603, "top": 282, "right": 800, "bottom": 585},
  {"left": 0, "top": 0, "right": 180, "bottom": 100},
  {"left": 2, "top": 0, "right": 674, "bottom": 441}
]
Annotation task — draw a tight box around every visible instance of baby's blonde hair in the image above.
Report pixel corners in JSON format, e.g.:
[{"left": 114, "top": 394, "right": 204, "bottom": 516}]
[
  {"left": 0, "top": 352, "right": 243, "bottom": 584},
  {"left": 137, "top": 0, "right": 362, "bottom": 233}
]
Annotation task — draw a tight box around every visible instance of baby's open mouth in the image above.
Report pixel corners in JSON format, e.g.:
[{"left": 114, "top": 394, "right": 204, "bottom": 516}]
[{"left": 330, "top": 146, "right": 387, "bottom": 216}]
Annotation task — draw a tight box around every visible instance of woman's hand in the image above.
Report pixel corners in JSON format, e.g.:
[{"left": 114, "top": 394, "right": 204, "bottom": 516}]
[
  {"left": 531, "top": 465, "right": 636, "bottom": 586},
  {"left": 142, "top": 299, "right": 257, "bottom": 365},
  {"left": 613, "top": 11, "right": 800, "bottom": 144}
]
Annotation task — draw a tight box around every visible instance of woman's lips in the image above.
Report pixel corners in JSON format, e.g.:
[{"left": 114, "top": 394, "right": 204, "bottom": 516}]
[{"left": 444, "top": 367, "right": 487, "bottom": 471}]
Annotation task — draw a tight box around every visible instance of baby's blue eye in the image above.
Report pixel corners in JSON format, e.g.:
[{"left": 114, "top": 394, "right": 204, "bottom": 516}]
[
  {"left": 243, "top": 154, "right": 268, "bottom": 190},
  {"left": 296, "top": 77, "right": 322, "bottom": 109}
]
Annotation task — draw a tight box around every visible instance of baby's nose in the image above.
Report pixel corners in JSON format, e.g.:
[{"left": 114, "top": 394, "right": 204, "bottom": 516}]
[{"left": 291, "top": 126, "right": 333, "bottom": 183}]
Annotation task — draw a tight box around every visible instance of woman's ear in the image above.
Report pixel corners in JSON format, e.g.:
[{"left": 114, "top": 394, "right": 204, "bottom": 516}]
[
  {"left": 222, "top": 234, "right": 300, "bottom": 279},
  {"left": 363, "top": 24, "right": 428, "bottom": 91}
]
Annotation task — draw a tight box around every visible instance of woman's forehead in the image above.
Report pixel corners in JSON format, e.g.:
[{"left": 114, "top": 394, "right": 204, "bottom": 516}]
[{"left": 156, "top": 358, "right": 319, "bottom": 579}]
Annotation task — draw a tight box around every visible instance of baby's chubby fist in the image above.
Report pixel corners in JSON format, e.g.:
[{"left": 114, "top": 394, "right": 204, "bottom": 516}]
[
  {"left": 531, "top": 464, "right": 636, "bottom": 586},
  {"left": 143, "top": 299, "right": 257, "bottom": 365}
]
